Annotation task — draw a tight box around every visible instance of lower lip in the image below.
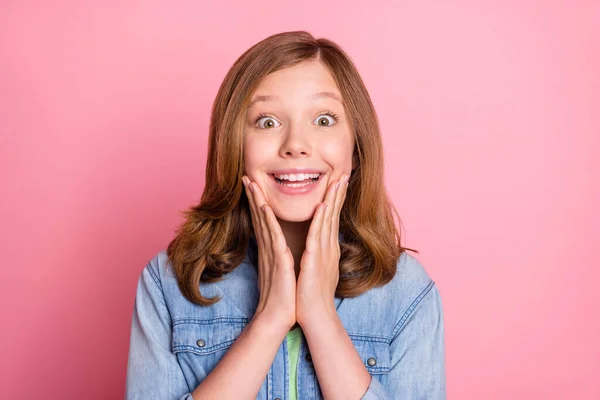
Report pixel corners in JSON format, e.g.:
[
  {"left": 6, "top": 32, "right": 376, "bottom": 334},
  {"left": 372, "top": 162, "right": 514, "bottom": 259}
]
[{"left": 269, "top": 174, "right": 323, "bottom": 195}]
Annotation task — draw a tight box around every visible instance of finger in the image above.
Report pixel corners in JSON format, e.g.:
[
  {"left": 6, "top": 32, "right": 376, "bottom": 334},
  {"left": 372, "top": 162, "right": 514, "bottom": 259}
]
[
  {"left": 244, "top": 176, "right": 267, "bottom": 289},
  {"left": 250, "top": 182, "right": 273, "bottom": 249},
  {"left": 262, "top": 203, "right": 288, "bottom": 255},
  {"left": 331, "top": 174, "right": 349, "bottom": 244},
  {"left": 243, "top": 176, "right": 262, "bottom": 247},
  {"left": 306, "top": 201, "right": 327, "bottom": 252},
  {"left": 243, "top": 176, "right": 257, "bottom": 218},
  {"left": 320, "top": 177, "right": 340, "bottom": 247}
]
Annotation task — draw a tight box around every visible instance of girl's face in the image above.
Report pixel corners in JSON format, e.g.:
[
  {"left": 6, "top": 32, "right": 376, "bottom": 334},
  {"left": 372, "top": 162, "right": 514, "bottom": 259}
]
[{"left": 243, "top": 60, "right": 355, "bottom": 222}]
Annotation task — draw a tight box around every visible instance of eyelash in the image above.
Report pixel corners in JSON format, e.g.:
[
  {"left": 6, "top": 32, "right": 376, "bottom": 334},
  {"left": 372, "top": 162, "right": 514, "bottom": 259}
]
[{"left": 254, "top": 111, "right": 340, "bottom": 128}]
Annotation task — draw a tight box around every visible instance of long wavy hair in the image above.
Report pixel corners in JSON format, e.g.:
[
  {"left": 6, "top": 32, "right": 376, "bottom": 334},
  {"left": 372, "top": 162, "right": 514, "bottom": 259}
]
[{"left": 166, "top": 30, "right": 418, "bottom": 306}]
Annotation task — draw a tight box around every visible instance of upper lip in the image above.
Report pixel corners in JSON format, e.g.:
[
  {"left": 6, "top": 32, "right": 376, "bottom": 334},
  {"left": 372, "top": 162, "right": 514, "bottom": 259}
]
[{"left": 269, "top": 168, "right": 325, "bottom": 176}]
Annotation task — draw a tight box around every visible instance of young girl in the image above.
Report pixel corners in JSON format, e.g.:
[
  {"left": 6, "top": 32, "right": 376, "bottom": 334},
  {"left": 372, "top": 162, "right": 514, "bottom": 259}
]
[{"left": 125, "top": 31, "right": 445, "bottom": 400}]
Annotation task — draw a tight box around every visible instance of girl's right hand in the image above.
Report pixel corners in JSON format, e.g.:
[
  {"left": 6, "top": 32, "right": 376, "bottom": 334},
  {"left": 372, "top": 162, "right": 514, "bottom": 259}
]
[{"left": 242, "top": 175, "right": 297, "bottom": 331}]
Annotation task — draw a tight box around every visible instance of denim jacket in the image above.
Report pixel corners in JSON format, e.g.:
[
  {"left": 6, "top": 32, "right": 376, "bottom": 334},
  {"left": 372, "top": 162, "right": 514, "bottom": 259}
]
[{"left": 125, "top": 238, "right": 446, "bottom": 399}]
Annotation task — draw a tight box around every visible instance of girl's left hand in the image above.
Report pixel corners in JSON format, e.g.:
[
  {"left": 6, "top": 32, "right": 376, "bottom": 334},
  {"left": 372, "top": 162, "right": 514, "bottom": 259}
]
[{"left": 296, "top": 173, "right": 350, "bottom": 327}]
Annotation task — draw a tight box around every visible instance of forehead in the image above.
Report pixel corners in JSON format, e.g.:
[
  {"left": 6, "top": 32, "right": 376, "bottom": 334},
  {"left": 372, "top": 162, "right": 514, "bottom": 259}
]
[{"left": 248, "top": 61, "right": 343, "bottom": 108}]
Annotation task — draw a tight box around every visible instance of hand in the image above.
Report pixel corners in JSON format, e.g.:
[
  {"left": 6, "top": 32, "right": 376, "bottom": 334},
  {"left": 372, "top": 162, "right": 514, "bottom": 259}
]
[
  {"left": 296, "top": 173, "right": 350, "bottom": 327},
  {"left": 242, "top": 176, "right": 297, "bottom": 331}
]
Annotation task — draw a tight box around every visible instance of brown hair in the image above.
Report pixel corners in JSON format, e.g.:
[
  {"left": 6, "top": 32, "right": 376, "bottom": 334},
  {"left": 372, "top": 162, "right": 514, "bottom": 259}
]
[{"left": 166, "top": 30, "right": 418, "bottom": 306}]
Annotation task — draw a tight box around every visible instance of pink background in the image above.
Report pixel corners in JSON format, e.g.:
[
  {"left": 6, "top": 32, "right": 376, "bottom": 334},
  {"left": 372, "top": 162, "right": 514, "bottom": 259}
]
[{"left": 1, "top": 1, "right": 598, "bottom": 398}]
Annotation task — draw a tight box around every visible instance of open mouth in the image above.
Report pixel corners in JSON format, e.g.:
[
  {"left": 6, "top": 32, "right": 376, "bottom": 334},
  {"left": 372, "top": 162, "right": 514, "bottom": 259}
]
[{"left": 269, "top": 173, "right": 323, "bottom": 187}]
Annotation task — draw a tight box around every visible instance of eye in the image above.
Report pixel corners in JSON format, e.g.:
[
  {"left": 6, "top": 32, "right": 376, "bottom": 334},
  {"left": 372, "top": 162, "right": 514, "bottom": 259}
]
[
  {"left": 254, "top": 111, "right": 340, "bottom": 129},
  {"left": 255, "top": 114, "right": 281, "bottom": 129},
  {"left": 314, "top": 112, "right": 339, "bottom": 127}
]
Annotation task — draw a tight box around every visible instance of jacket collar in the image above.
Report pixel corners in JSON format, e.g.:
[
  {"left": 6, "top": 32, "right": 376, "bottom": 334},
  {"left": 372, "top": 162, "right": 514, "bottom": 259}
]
[{"left": 214, "top": 234, "right": 345, "bottom": 320}]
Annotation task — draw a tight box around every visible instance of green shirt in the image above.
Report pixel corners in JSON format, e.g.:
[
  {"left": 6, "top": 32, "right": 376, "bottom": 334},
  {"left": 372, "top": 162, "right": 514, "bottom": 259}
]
[{"left": 285, "top": 326, "right": 303, "bottom": 400}]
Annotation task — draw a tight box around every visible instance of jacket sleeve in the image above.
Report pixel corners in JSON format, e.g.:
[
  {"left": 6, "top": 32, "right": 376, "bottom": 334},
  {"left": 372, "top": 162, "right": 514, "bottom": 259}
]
[
  {"left": 360, "top": 281, "right": 446, "bottom": 400},
  {"left": 125, "top": 261, "right": 199, "bottom": 400}
]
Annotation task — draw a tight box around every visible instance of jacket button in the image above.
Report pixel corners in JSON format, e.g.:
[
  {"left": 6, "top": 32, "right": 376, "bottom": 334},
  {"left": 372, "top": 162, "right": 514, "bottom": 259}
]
[
  {"left": 367, "top": 357, "right": 377, "bottom": 366},
  {"left": 275, "top": 398, "right": 281, "bottom": 400},
  {"left": 305, "top": 353, "right": 312, "bottom": 362},
  {"left": 196, "top": 339, "right": 206, "bottom": 347}
]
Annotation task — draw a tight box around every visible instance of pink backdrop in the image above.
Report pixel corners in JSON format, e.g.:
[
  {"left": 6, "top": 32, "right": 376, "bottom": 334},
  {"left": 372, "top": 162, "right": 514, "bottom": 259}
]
[{"left": 1, "top": 1, "right": 598, "bottom": 398}]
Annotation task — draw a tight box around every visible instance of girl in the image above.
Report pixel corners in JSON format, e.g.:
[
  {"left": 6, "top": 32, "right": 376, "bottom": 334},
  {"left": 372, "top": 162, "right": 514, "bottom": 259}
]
[{"left": 125, "top": 30, "right": 445, "bottom": 400}]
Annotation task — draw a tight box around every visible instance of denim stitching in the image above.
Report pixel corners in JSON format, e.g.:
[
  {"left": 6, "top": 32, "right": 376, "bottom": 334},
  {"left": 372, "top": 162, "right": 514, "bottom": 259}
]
[
  {"left": 146, "top": 262, "right": 162, "bottom": 291},
  {"left": 145, "top": 262, "right": 168, "bottom": 307},
  {"left": 213, "top": 263, "right": 255, "bottom": 318},
  {"left": 283, "top": 339, "right": 289, "bottom": 400},
  {"left": 390, "top": 279, "right": 435, "bottom": 342},
  {"left": 172, "top": 317, "right": 249, "bottom": 326},
  {"left": 348, "top": 334, "right": 389, "bottom": 343},
  {"left": 173, "top": 341, "right": 237, "bottom": 355},
  {"left": 172, "top": 319, "right": 247, "bottom": 355}
]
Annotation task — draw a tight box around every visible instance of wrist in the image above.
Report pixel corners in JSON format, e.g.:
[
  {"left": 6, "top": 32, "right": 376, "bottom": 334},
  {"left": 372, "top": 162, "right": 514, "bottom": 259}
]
[
  {"left": 252, "top": 311, "right": 294, "bottom": 335},
  {"left": 298, "top": 305, "right": 339, "bottom": 330}
]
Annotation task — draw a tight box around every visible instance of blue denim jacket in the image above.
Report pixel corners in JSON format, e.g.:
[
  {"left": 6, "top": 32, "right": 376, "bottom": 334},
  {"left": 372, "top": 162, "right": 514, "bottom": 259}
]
[{"left": 125, "top": 239, "right": 446, "bottom": 399}]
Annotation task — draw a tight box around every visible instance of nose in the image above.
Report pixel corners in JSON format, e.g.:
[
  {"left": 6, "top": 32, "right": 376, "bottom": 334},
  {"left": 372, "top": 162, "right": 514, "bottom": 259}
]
[{"left": 278, "top": 124, "right": 312, "bottom": 158}]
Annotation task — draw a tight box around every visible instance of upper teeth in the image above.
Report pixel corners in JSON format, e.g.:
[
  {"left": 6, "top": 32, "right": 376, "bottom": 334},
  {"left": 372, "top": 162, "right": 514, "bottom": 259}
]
[{"left": 274, "top": 173, "right": 320, "bottom": 181}]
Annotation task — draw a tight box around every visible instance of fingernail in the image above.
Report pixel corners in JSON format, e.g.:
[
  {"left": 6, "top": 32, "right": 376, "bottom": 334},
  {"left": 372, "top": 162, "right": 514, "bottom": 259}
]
[
  {"left": 344, "top": 174, "right": 350, "bottom": 183},
  {"left": 250, "top": 182, "right": 255, "bottom": 192},
  {"left": 335, "top": 181, "right": 340, "bottom": 190}
]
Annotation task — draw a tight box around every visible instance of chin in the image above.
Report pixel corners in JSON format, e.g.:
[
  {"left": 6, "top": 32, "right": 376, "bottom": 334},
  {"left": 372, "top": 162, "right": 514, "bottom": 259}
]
[{"left": 272, "top": 205, "right": 318, "bottom": 223}]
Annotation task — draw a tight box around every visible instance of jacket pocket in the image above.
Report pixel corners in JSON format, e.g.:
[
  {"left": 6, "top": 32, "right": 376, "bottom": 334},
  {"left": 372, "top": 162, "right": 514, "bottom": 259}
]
[
  {"left": 349, "top": 336, "right": 392, "bottom": 375},
  {"left": 171, "top": 317, "right": 248, "bottom": 380},
  {"left": 172, "top": 317, "right": 248, "bottom": 355}
]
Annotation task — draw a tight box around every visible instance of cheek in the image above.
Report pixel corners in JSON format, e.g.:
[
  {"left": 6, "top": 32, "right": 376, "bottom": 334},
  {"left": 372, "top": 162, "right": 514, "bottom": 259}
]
[
  {"left": 243, "top": 136, "right": 277, "bottom": 178},
  {"left": 243, "top": 141, "right": 261, "bottom": 171},
  {"left": 320, "top": 137, "right": 354, "bottom": 169}
]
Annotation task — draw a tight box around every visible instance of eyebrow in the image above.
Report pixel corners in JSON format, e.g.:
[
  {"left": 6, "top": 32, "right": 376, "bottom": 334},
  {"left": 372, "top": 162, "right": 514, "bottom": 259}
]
[{"left": 248, "top": 91, "right": 344, "bottom": 109}]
